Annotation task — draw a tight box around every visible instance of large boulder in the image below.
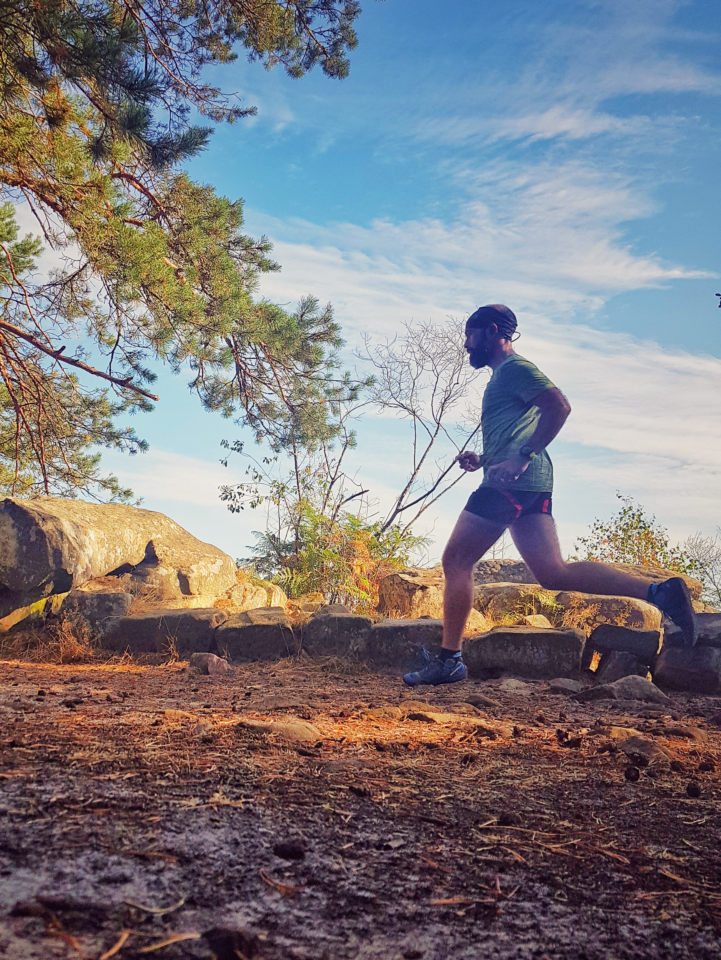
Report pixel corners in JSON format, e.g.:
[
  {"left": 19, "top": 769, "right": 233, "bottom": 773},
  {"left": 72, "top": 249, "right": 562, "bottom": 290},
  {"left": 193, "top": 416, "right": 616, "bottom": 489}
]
[
  {"left": 102, "top": 608, "right": 227, "bottom": 654},
  {"left": 216, "top": 607, "right": 298, "bottom": 662},
  {"left": 0, "top": 497, "right": 237, "bottom": 617},
  {"left": 463, "top": 626, "right": 585, "bottom": 680},
  {"left": 595, "top": 564, "right": 703, "bottom": 601}
]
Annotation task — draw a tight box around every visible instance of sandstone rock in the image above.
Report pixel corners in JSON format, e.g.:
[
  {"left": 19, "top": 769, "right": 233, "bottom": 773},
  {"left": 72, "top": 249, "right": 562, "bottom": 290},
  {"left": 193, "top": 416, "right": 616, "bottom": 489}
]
[
  {"left": 618, "top": 736, "right": 672, "bottom": 765},
  {"left": 473, "top": 582, "right": 554, "bottom": 620},
  {"left": 466, "top": 608, "right": 493, "bottom": 635},
  {"left": 556, "top": 592, "right": 661, "bottom": 635},
  {"left": 696, "top": 613, "right": 721, "bottom": 647},
  {"left": 377, "top": 567, "right": 445, "bottom": 618},
  {"left": 463, "top": 626, "right": 585, "bottom": 680},
  {"left": 574, "top": 675, "right": 671, "bottom": 704},
  {"left": 465, "top": 693, "right": 501, "bottom": 709},
  {"left": 189, "top": 652, "right": 232, "bottom": 676},
  {"left": 0, "top": 497, "right": 237, "bottom": 617},
  {"left": 584, "top": 624, "right": 660, "bottom": 665},
  {"left": 524, "top": 614, "right": 552, "bottom": 628},
  {"left": 498, "top": 678, "right": 535, "bottom": 695},
  {"left": 653, "top": 646, "right": 721, "bottom": 695},
  {"left": 216, "top": 607, "right": 298, "bottom": 662},
  {"left": 301, "top": 608, "right": 373, "bottom": 658},
  {"left": 366, "top": 619, "right": 443, "bottom": 669},
  {"left": 364, "top": 706, "right": 403, "bottom": 721},
  {"left": 219, "top": 579, "right": 268, "bottom": 613},
  {"left": 102, "top": 608, "right": 227, "bottom": 654},
  {"left": 595, "top": 651, "right": 649, "bottom": 684},
  {"left": 474, "top": 559, "right": 537, "bottom": 585},
  {"left": 662, "top": 725, "right": 707, "bottom": 743},
  {"left": 62, "top": 589, "right": 133, "bottom": 628},
  {"left": 609, "top": 726, "right": 643, "bottom": 740},
  {"left": 548, "top": 678, "right": 585, "bottom": 695},
  {"left": 238, "top": 718, "right": 320, "bottom": 742}
]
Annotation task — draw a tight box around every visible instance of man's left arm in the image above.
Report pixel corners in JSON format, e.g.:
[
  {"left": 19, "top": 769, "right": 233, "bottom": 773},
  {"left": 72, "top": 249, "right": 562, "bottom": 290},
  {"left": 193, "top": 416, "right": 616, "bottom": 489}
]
[{"left": 485, "top": 388, "right": 571, "bottom": 484}]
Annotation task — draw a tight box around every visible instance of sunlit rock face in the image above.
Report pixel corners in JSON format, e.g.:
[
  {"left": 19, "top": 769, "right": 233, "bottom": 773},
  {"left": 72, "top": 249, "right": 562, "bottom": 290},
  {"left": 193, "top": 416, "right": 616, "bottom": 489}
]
[{"left": 0, "top": 497, "right": 237, "bottom": 618}]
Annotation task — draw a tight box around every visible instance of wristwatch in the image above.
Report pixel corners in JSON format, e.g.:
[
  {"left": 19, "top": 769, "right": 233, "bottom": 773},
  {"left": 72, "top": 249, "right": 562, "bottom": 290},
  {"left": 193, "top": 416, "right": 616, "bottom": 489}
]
[{"left": 519, "top": 444, "right": 537, "bottom": 461}]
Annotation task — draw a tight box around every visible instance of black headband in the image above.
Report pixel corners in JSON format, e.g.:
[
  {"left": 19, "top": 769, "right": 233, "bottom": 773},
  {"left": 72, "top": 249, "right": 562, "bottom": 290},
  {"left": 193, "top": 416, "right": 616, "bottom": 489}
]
[{"left": 466, "top": 305, "right": 518, "bottom": 339}]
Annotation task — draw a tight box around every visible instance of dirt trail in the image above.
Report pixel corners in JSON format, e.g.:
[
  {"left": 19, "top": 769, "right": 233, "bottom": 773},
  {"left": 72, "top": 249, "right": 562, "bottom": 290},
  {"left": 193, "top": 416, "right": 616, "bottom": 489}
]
[{"left": 1, "top": 657, "right": 720, "bottom": 959}]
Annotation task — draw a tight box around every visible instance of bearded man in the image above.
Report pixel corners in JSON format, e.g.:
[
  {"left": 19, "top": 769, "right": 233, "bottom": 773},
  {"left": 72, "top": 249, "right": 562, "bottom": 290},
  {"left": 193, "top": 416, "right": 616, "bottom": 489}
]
[{"left": 403, "top": 304, "right": 696, "bottom": 686}]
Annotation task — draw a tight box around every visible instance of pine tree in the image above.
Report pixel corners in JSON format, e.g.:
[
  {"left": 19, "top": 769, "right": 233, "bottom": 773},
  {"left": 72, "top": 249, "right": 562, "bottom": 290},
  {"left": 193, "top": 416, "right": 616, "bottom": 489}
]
[{"left": 0, "top": 0, "right": 362, "bottom": 497}]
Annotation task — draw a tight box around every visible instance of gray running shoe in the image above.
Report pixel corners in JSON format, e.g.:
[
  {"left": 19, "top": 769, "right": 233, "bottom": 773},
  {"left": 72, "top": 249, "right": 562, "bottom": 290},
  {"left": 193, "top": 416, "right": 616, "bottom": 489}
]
[
  {"left": 403, "top": 649, "right": 467, "bottom": 686},
  {"left": 648, "top": 578, "right": 697, "bottom": 647}
]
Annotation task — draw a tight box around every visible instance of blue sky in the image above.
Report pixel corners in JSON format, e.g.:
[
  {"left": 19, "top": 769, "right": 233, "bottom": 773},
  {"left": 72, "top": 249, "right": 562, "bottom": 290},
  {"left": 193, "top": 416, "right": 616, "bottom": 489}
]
[{"left": 97, "top": 0, "right": 721, "bottom": 563}]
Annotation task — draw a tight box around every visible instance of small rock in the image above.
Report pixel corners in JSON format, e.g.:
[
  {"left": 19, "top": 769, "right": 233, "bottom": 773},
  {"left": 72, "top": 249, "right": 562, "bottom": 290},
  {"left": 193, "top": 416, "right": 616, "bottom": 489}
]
[
  {"left": 609, "top": 726, "right": 643, "bottom": 740},
  {"left": 273, "top": 839, "right": 306, "bottom": 860},
  {"left": 662, "top": 725, "right": 708, "bottom": 743},
  {"left": 498, "top": 811, "right": 522, "bottom": 826},
  {"left": 473, "top": 721, "right": 514, "bottom": 739},
  {"left": 548, "top": 678, "right": 584, "bottom": 695},
  {"left": 524, "top": 614, "right": 552, "bottom": 628},
  {"left": 406, "top": 711, "right": 437, "bottom": 723},
  {"left": 364, "top": 706, "right": 403, "bottom": 721},
  {"left": 624, "top": 765, "right": 641, "bottom": 782},
  {"left": 618, "top": 736, "right": 672, "bottom": 766},
  {"left": 465, "top": 693, "right": 501, "bottom": 709},
  {"left": 189, "top": 652, "right": 231, "bottom": 676},
  {"left": 698, "top": 760, "right": 716, "bottom": 772},
  {"left": 498, "top": 679, "right": 534, "bottom": 695},
  {"left": 686, "top": 781, "right": 702, "bottom": 799},
  {"left": 573, "top": 676, "right": 671, "bottom": 705},
  {"left": 238, "top": 719, "right": 321, "bottom": 742}
]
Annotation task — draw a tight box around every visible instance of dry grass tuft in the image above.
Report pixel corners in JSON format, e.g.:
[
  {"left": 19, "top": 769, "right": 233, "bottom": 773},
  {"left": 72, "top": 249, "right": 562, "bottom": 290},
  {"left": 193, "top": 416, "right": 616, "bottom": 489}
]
[{"left": 0, "top": 613, "right": 98, "bottom": 664}]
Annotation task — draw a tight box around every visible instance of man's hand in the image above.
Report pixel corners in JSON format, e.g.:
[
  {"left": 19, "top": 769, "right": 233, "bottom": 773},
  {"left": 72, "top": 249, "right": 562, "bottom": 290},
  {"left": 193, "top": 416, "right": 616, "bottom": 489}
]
[
  {"left": 456, "top": 451, "right": 483, "bottom": 472},
  {"left": 485, "top": 456, "right": 530, "bottom": 484}
]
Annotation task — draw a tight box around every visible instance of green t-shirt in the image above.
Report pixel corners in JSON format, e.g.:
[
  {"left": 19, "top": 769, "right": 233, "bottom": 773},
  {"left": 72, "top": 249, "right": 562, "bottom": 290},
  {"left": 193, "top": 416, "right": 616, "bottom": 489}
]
[{"left": 480, "top": 354, "right": 556, "bottom": 492}]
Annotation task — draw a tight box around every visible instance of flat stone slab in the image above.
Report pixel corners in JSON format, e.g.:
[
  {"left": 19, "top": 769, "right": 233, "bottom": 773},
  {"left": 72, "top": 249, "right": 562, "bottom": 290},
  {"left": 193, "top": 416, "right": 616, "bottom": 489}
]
[
  {"left": 301, "top": 609, "right": 373, "bottom": 658},
  {"left": 654, "top": 645, "right": 721, "bottom": 695},
  {"left": 62, "top": 589, "right": 133, "bottom": 626},
  {"left": 548, "top": 678, "right": 585, "bottom": 695},
  {"left": 585, "top": 624, "right": 660, "bottom": 664},
  {"left": 463, "top": 626, "right": 585, "bottom": 680},
  {"left": 216, "top": 607, "right": 298, "bottom": 662},
  {"left": 366, "top": 619, "right": 443, "bottom": 669},
  {"left": 574, "top": 675, "right": 671, "bottom": 704},
  {"left": 102, "top": 608, "right": 227, "bottom": 654}
]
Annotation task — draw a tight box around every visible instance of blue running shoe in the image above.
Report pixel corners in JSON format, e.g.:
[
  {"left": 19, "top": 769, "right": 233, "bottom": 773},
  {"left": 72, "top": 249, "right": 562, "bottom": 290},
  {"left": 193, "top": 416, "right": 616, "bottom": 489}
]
[
  {"left": 403, "top": 649, "right": 468, "bottom": 686},
  {"left": 648, "top": 578, "right": 697, "bottom": 647}
]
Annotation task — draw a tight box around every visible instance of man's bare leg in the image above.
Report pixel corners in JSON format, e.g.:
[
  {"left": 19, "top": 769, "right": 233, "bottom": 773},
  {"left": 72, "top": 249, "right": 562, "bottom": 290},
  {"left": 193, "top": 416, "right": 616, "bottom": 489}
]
[
  {"left": 441, "top": 510, "right": 508, "bottom": 651},
  {"left": 509, "top": 514, "right": 650, "bottom": 598}
]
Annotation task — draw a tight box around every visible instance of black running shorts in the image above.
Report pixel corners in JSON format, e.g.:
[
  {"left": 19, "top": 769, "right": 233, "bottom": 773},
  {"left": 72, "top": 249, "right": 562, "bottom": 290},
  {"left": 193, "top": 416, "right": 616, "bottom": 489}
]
[{"left": 464, "top": 486, "right": 552, "bottom": 525}]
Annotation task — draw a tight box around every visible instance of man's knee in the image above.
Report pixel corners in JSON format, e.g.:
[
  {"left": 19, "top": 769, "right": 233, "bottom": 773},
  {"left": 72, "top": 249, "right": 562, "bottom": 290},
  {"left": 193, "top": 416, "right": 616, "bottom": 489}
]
[
  {"left": 442, "top": 543, "right": 476, "bottom": 577},
  {"left": 533, "top": 562, "right": 569, "bottom": 591}
]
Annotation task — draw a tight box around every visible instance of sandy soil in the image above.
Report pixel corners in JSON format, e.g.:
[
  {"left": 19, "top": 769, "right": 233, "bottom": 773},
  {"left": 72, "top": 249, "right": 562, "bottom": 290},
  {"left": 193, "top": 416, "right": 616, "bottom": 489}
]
[{"left": 1, "top": 656, "right": 720, "bottom": 960}]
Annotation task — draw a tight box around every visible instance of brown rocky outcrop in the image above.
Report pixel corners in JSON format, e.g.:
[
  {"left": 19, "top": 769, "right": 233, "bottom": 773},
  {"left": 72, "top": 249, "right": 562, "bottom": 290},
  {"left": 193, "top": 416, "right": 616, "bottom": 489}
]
[
  {"left": 0, "top": 497, "right": 237, "bottom": 617},
  {"left": 474, "top": 559, "right": 536, "bottom": 584},
  {"left": 377, "top": 567, "right": 489, "bottom": 634}
]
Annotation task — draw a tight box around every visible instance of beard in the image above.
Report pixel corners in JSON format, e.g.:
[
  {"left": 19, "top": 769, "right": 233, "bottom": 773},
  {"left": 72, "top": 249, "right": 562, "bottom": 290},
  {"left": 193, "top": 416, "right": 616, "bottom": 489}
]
[{"left": 468, "top": 345, "right": 491, "bottom": 369}]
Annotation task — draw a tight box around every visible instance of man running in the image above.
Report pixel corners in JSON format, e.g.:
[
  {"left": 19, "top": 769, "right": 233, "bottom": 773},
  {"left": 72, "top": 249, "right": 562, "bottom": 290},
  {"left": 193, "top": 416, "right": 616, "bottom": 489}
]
[{"left": 403, "top": 304, "right": 696, "bottom": 687}]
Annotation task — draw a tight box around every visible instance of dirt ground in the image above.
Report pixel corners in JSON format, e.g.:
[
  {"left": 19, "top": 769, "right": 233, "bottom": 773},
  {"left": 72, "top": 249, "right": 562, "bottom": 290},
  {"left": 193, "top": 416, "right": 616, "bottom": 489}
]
[{"left": 1, "top": 655, "right": 720, "bottom": 960}]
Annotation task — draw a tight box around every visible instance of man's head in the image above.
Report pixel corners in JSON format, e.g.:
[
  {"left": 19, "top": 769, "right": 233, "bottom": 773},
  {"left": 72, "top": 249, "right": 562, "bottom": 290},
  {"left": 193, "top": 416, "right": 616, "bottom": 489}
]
[{"left": 464, "top": 304, "right": 518, "bottom": 369}]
